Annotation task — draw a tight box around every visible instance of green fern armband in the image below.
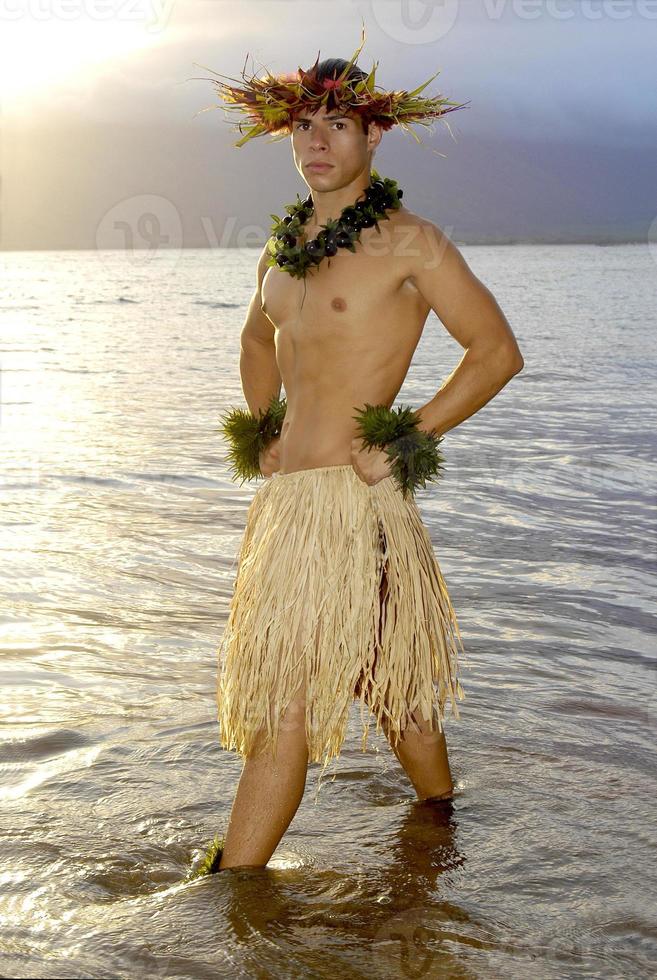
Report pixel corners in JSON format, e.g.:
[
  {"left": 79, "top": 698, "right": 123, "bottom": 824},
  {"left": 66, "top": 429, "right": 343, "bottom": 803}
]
[
  {"left": 218, "top": 394, "right": 287, "bottom": 482},
  {"left": 352, "top": 403, "right": 445, "bottom": 499}
]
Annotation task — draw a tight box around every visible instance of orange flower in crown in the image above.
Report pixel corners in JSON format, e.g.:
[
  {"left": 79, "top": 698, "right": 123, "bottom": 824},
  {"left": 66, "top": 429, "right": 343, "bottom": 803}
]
[{"left": 191, "top": 23, "right": 470, "bottom": 149}]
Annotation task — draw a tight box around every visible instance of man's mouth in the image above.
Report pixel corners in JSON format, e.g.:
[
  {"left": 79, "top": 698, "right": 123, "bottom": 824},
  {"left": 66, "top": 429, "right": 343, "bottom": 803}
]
[{"left": 307, "top": 163, "right": 333, "bottom": 171}]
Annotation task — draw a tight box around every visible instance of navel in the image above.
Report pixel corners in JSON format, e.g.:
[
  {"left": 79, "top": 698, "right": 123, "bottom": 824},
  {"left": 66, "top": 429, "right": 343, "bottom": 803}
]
[{"left": 331, "top": 296, "right": 347, "bottom": 312}]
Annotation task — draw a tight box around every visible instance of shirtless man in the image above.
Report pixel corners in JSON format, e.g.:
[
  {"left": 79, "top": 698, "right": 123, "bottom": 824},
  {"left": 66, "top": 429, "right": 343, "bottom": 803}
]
[{"left": 215, "top": 64, "right": 523, "bottom": 871}]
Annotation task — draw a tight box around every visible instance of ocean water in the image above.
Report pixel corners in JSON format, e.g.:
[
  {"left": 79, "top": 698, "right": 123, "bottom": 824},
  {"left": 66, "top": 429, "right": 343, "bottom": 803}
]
[{"left": 0, "top": 244, "right": 655, "bottom": 979}]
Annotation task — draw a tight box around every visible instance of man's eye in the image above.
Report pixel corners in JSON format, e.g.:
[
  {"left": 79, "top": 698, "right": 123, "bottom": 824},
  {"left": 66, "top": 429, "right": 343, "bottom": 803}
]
[{"left": 296, "top": 122, "right": 345, "bottom": 130}]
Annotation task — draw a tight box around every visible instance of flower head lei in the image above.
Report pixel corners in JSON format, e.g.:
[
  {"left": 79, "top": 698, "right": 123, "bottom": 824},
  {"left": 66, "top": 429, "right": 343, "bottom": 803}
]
[{"left": 190, "top": 22, "right": 470, "bottom": 152}]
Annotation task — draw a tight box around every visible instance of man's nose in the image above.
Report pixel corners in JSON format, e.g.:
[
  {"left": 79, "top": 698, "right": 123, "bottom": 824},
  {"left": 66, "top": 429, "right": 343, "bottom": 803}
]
[{"left": 310, "top": 130, "right": 329, "bottom": 150}]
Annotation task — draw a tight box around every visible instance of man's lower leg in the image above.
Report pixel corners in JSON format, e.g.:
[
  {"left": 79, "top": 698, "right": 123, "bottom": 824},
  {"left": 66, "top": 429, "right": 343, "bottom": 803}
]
[
  {"left": 384, "top": 710, "right": 454, "bottom": 801},
  {"left": 219, "top": 698, "right": 309, "bottom": 869}
]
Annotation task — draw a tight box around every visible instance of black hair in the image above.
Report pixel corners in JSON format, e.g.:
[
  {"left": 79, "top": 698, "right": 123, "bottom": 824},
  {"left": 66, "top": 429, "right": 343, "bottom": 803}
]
[{"left": 309, "top": 58, "right": 370, "bottom": 134}]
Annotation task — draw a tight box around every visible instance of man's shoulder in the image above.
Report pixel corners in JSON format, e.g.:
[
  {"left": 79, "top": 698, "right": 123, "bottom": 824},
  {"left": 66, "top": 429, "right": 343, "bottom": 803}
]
[
  {"left": 389, "top": 205, "right": 424, "bottom": 230},
  {"left": 256, "top": 240, "right": 275, "bottom": 292},
  {"left": 388, "top": 208, "right": 454, "bottom": 277},
  {"left": 388, "top": 207, "right": 448, "bottom": 246}
]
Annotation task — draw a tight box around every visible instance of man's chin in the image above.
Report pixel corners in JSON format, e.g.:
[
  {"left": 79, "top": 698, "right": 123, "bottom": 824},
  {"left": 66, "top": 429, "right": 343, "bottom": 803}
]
[{"left": 305, "top": 168, "right": 338, "bottom": 184}]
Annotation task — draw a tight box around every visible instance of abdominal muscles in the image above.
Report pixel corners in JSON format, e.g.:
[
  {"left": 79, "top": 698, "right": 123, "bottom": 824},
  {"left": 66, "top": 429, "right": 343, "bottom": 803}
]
[{"left": 274, "top": 317, "right": 419, "bottom": 473}]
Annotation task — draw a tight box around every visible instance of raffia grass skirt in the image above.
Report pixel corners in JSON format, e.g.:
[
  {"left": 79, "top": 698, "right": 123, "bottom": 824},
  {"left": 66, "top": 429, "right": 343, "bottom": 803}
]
[{"left": 217, "top": 463, "right": 466, "bottom": 779}]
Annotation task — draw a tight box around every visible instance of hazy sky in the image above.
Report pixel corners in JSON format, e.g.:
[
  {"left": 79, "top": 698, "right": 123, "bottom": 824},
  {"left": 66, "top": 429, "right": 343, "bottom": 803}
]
[{"left": 1, "top": 0, "right": 656, "bottom": 249}]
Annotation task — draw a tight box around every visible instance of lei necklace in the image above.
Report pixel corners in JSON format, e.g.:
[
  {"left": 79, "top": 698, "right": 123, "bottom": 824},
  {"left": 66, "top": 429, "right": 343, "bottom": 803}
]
[{"left": 267, "top": 168, "right": 403, "bottom": 279}]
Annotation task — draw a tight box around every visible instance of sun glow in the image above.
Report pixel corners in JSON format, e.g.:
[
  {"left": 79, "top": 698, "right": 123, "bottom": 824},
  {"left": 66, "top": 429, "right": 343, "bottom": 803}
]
[{"left": 0, "top": 15, "right": 160, "bottom": 107}]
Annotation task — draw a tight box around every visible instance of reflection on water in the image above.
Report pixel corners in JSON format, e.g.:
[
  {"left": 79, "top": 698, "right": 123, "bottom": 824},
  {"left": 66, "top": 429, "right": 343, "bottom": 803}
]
[{"left": 1, "top": 246, "right": 656, "bottom": 979}]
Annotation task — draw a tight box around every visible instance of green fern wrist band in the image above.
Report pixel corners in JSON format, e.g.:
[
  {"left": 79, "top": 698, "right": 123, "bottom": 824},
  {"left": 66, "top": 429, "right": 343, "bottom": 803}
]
[
  {"left": 352, "top": 403, "right": 445, "bottom": 499},
  {"left": 218, "top": 394, "right": 287, "bottom": 483}
]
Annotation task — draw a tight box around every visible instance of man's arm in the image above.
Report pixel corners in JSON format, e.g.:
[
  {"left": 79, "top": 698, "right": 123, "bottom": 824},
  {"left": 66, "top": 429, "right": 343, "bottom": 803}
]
[
  {"left": 240, "top": 245, "right": 282, "bottom": 415},
  {"left": 408, "top": 221, "right": 524, "bottom": 437}
]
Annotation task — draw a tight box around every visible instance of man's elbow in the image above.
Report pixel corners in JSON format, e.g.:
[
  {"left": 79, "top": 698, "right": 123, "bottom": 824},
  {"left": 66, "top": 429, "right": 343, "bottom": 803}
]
[
  {"left": 507, "top": 349, "right": 525, "bottom": 375},
  {"left": 471, "top": 340, "right": 524, "bottom": 377},
  {"left": 495, "top": 342, "right": 524, "bottom": 377}
]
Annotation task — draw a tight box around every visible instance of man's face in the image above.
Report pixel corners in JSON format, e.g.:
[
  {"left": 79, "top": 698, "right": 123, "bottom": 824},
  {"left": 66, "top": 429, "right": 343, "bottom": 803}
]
[{"left": 290, "top": 104, "right": 381, "bottom": 191}]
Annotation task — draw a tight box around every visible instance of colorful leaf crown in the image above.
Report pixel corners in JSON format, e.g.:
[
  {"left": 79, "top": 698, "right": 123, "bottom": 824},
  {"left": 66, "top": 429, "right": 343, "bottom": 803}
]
[{"left": 191, "top": 23, "right": 470, "bottom": 152}]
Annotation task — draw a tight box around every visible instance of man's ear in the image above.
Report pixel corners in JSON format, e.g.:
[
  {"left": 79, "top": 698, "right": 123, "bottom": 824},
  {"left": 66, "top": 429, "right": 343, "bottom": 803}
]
[{"left": 367, "top": 121, "right": 383, "bottom": 153}]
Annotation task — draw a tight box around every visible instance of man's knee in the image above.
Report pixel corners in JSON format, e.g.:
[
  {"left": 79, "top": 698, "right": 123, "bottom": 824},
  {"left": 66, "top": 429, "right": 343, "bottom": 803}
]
[
  {"left": 278, "top": 693, "right": 307, "bottom": 737},
  {"left": 242, "top": 697, "right": 305, "bottom": 759},
  {"left": 387, "top": 708, "right": 445, "bottom": 750}
]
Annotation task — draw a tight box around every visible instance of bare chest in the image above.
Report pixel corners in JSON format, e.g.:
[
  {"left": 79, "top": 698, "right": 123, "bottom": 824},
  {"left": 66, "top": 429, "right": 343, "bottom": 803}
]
[{"left": 261, "top": 229, "right": 426, "bottom": 348}]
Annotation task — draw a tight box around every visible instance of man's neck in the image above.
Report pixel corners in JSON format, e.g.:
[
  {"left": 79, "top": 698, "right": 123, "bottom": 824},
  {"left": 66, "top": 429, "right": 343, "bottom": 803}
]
[{"left": 308, "top": 173, "right": 372, "bottom": 228}]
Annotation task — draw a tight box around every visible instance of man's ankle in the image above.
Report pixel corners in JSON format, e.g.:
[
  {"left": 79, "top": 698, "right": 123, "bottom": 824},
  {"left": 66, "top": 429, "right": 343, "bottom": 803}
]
[{"left": 419, "top": 787, "right": 454, "bottom": 804}]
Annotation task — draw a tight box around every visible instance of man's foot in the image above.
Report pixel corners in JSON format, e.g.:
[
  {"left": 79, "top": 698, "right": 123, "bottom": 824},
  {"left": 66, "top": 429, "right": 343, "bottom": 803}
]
[{"left": 186, "top": 835, "right": 226, "bottom": 880}]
